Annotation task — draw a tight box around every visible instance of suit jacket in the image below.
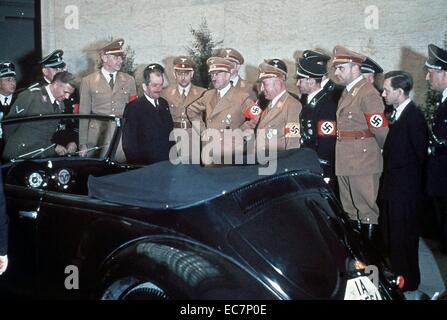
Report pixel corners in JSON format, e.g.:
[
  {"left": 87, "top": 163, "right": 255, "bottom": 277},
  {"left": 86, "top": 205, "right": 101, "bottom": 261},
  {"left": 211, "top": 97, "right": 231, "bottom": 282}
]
[
  {"left": 79, "top": 70, "right": 137, "bottom": 148},
  {"left": 0, "top": 169, "right": 7, "bottom": 255},
  {"left": 335, "top": 78, "right": 388, "bottom": 176},
  {"left": 255, "top": 92, "right": 302, "bottom": 151},
  {"left": 300, "top": 80, "right": 340, "bottom": 168},
  {"left": 3, "top": 86, "right": 66, "bottom": 160},
  {"left": 381, "top": 101, "right": 428, "bottom": 199},
  {"left": 122, "top": 96, "right": 174, "bottom": 165},
  {"left": 427, "top": 98, "right": 447, "bottom": 196},
  {"left": 162, "top": 84, "right": 206, "bottom": 123}
]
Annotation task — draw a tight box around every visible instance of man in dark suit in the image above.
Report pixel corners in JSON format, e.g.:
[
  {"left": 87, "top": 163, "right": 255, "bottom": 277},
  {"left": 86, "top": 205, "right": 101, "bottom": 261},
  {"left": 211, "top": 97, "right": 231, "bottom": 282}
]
[
  {"left": 122, "top": 64, "right": 174, "bottom": 165},
  {"left": 425, "top": 44, "right": 447, "bottom": 253},
  {"left": 380, "top": 71, "right": 428, "bottom": 291},
  {"left": 296, "top": 50, "right": 341, "bottom": 195}
]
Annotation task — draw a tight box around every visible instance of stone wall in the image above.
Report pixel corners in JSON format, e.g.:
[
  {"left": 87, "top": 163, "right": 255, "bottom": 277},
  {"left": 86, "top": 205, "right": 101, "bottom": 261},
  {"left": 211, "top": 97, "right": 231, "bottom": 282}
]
[{"left": 41, "top": 0, "right": 447, "bottom": 104}]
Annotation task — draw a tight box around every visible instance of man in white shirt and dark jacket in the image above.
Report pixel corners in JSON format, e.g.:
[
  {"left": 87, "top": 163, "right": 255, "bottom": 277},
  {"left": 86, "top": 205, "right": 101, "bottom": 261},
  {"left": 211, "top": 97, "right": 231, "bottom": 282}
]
[{"left": 380, "top": 70, "right": 428, "bottom": 292}]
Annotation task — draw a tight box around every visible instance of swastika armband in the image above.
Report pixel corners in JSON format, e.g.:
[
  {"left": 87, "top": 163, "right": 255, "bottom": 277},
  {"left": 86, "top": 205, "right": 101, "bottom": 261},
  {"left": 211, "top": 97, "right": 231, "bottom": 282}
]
[
  {"left": 243, "top": 104, "right": 262, "bottom": 120},
  {"left": 284, "top": 122, "right": 300, "bottom": 138},
  {"left": 317, "top": 120, "right": 337, "bottom": 136},
  {"left": 364, "top": 112, "right": 388, "bottom": 129}
]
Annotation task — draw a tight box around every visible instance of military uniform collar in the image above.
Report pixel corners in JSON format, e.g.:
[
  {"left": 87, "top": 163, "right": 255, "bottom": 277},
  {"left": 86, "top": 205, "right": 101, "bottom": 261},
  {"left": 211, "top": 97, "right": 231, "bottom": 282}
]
[
  {"left": 230, "top": 75, "right": 240, "bottom": 86},
  {"left": 218, "top": 82, "right": 231, "bottom": 98},
  {"left": 269, "top": 90, "right": 286, "bottom": 109},
  {"left": 101, "top": 68, "right": 117, "bottom": 82},
  {"left": 307, "top": 86, "right": 323, "bottom": 105},
  {"left": 178, "top": 83, "right": 191, "bottom": 96},
  {"left": 346, "top": 75, "right": 364, "bottom": 92},
  {"left": 442, "top": 87, "right": 447, "bottom": 103},
  {"left": 44, "top": 84, "right": 57, "bottom": 105},
  {"left": 144, "top": 93, "right": 158, "bottom": 108}
]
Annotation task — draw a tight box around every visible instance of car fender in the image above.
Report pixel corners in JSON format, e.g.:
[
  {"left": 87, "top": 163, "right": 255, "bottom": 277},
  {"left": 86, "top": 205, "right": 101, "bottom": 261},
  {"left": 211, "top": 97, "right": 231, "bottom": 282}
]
[{"left": 96, "top": 236, "right": 281, "bottom": 300}]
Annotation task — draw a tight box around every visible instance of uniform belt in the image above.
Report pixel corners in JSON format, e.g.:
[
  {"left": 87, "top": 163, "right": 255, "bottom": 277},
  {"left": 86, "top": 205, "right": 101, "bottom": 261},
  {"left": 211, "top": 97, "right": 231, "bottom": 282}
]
[
  {"left": 337, "top": 130, "right": 373, "bottom": 140},
  {"left": 173, "top": 121, "right": 191, "bottom": 129}
]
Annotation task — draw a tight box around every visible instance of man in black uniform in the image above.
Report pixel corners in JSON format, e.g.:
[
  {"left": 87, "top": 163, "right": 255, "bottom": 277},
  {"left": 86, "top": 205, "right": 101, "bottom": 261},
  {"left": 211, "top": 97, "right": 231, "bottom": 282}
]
[
  {"left": 0, "top": 61, "right": 18, "bottom": 153},
  {"left": 30, "top": 50, "right": 79, "bottom": 143},
  {"left": 296, "top": 50, "right": 341, "bottom": 194},
  {"left": 425, "top": 43, "right": 447, "bottom": 253},
  {"left": 122, "top": 64, "right": 174, "bottom": 165},
  {"left": 380, "top": 70, "right": 428, "bottom": 291}
]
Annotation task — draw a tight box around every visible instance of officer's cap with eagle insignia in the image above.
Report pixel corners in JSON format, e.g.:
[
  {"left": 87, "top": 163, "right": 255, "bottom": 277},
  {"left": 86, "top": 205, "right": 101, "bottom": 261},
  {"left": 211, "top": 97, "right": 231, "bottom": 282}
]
[
  {"left": 425, "top": 44, "right": 447, "bottom": 71},
  {"left": 217, "top": 48, "right": 244, "bottom": 65},
  {"left": 0, "top": 61, "right": 16, "bottom": 78},
  {"left": 173, "top": 56, "right": 194, "bottom": 71},
  {"left": 207, "top": 57, "right": 235, "bottom": 73},
  {"left": 296, "top": 50, "right": 330, "bottom": 79},
  {"left": 258, "top": 59, "right": 288, "bottom": 81},
  {"left": 100, "top": 38, "right": 125, "bottom": 56},
  {"left": 39, "top": 49, "right": 66, "bottom": 69}
]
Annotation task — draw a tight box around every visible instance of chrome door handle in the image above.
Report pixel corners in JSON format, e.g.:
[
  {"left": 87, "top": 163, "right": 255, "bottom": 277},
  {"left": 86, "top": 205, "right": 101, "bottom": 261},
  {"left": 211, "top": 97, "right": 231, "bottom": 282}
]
[{"left": 18, "top": 210, "right": 38, "bottom": 220}]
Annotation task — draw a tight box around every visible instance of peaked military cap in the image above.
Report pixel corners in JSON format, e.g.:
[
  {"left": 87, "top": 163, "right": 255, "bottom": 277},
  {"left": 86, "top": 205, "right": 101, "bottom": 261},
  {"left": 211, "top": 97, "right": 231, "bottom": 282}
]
[
  {"left": 297, "top": 50, "right": 330, "bottom": 79},
  {"left": 39, "top": 49, "right": 66, "bottom": 69},
  {"left": 332, "top": 45, "right": 366, "bottom": 66},
  {"left": 173, "top": 56, "right": 194, "bottom": 71},
  {"left": 218, "top": 48, "right": 244, "bottom": 65},
  {"left": 361, "top": 57, "right": 383, "bottom": 74},
  {"left": 145, "top": 63, "right": 165, "bottom": 73},
  {"left": 101, "top": 38, "right": 125, "bottom": 56},
  {"left": 425, "top": 44, "right": 447, "bottom": 71},
  {"left": 207, "top": 57, "right": 235, "bottom": 73},
  {"left": 258, "top": 59, "right": 288, "bottom": 81},
  {"left": 302, "top": 50, "right": 331, "bottom": 63},
  {"left": 0, "top": 61, "right": 16, "bottom": 78}
]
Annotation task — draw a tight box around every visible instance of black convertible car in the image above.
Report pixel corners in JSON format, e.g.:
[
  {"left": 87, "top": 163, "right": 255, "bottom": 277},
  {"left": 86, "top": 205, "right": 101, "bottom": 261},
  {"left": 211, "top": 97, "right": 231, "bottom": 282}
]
[{"left": 0, "top": 114, "right": 404, "bottom": 300}]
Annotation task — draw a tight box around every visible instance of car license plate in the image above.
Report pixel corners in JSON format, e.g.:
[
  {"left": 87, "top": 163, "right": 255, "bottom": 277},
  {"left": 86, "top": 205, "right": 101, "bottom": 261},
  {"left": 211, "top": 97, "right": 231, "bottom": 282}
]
[{"left": 344, "top": 276, "right": 382, "bottom": 300}]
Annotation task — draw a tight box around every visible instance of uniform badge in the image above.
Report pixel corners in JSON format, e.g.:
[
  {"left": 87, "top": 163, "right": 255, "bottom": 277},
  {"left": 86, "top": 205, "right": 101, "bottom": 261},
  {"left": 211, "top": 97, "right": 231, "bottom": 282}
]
[
  {"left": 243, "top": 104, "right": 262, "bottom": 120},
  {"left": 15, "top": 106, "right": 25, "bottom": 114},
  {"left": 225, "top": 114, "right": 232, "bottom": 127},
  {"left": 42, "top": 95, "right": 48, "bottom": 103},
  {"left": 284, "top": 122, "right": 300, "bottom": 138},
  {"left": 365, "top": 113, "right": 388, "bottom": 128},
  {"left": 317, "top": 120, "right": 337, "bottom": 136}
]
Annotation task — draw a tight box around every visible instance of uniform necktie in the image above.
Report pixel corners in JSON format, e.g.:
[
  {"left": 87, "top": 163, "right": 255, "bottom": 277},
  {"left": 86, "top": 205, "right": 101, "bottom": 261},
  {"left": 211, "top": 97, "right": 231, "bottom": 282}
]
[
  {"left": 109, "top": 73, "right": 114, "bottom": 89},
  {"left": 181, "top": 89, "right": 186, "bottom": 102},
  {"left": 53, "top": 100, "right": 60, "bottom": 112},
  {"left": 230, "top": 80, "right": 234, "bottom": 87},
  {"left": 3, "top": 97, "right": 8, "bottom": 106},
  {"left": 155, "top": 99, "right": 159, "bottom": 107}
]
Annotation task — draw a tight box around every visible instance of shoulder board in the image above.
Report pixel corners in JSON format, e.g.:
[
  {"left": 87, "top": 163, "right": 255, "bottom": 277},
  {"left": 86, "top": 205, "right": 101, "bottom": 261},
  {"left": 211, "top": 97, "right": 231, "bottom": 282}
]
[
  {"left": 28, "top": 82, "right": 40, "bottom": 90},
  {"left": 29, "top": 87, "right": 42, "bottom": 92}
]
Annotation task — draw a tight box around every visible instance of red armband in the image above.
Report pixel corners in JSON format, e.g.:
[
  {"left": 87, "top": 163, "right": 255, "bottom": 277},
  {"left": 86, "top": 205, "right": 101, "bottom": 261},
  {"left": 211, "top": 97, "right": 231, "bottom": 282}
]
[
  {"left": 128, "top": 95, "right": 138, "bottom": 103},
  {"left": 317, "top": 120, "right": 337, "bottom": 136},
  {"left": 364, "top": 112, "right": 388, "bottom": 128},
  {"left": 243, "top": 104, "right": 262, "bottom": 119}
]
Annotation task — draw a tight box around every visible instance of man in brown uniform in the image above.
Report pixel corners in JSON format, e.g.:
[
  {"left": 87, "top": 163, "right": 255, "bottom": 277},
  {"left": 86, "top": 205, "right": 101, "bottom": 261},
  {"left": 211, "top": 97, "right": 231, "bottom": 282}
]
[
  {"left": 162, "top": 56, "right": 206, "bottom": 129},
  {"left": 217, "top": 48, "right": 257, "bottom": 99},
  {"left": 79, "top": 38, "right": 137, "bottom": 161},
  {"left": 186, "top": 57, "right": 254, "bottom": 163},
  {"left": 332, "top": 45, "right": 388, "bottom": 240},
  {"left": 248, "top": 59, "right": 301, "bottom": 153}
]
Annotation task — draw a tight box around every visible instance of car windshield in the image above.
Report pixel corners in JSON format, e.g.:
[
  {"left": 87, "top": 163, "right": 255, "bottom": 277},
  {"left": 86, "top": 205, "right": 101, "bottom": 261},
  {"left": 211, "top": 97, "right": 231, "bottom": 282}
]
[{"left": 1, "top": 114, "right": 122, "bottom": 163}]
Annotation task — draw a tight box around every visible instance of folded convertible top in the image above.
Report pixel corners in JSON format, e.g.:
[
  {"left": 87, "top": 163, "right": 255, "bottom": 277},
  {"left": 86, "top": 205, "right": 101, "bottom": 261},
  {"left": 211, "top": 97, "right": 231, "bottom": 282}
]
[{"left": 88, "top": 149, "right": 322, "bottom": 210}]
